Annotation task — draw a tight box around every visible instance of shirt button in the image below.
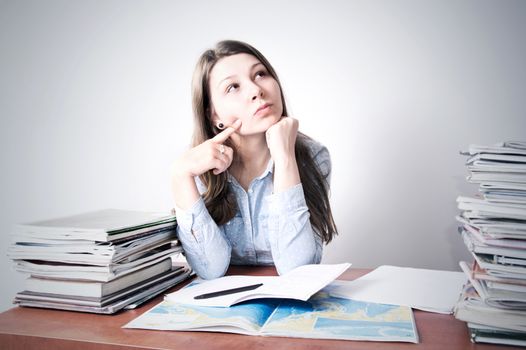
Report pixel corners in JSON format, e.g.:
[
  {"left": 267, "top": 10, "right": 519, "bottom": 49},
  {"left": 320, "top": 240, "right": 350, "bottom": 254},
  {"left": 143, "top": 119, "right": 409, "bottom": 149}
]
[{"left": 248, "top": 189, "right": 253, "bottom": 194}]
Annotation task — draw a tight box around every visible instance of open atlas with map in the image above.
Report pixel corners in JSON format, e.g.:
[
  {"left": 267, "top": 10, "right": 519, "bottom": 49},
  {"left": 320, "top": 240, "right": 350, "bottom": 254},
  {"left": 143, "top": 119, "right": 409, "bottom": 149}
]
[{"left": 124, "top": 283, "right": 419, "bottom": 343}]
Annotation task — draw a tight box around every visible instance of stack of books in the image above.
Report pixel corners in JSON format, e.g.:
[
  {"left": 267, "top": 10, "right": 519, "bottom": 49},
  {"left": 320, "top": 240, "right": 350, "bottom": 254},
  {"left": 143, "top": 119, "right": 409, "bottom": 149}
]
[
  {"left": 8, "top": 209, "right": 192, "bottom": 314},
  {"left": 454, "top": 141, "right": 526, "bottom": 346}
]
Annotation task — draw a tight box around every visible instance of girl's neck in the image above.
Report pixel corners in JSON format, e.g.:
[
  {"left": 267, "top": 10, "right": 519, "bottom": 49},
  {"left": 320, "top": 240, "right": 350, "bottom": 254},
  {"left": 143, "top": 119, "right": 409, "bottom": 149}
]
[{"left": 230, "top": 133, "right": 271, "bottom": 190}]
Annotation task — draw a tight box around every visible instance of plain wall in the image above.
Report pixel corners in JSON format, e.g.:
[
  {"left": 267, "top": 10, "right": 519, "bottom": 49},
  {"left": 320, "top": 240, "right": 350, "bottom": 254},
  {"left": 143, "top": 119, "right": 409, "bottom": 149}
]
[{"left": 1, "top": 0, "right": 525, "bottom": 312}]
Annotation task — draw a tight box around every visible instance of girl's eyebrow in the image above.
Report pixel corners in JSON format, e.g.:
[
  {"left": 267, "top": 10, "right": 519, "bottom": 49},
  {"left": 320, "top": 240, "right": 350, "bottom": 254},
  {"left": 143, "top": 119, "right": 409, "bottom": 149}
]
[
  {"left": 217, "top": 63, "right": 264, "bottom": 88},
  {"left": 218, "top": 75, "right": 235, "bottom": 88}
]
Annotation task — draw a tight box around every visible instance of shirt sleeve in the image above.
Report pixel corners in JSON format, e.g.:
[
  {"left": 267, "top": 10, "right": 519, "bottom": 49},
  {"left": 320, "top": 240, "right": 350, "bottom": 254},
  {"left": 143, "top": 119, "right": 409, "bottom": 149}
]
[
  {"left": 266, "top": 144, "right": 331, "bottom": 275},
  {"left": 175, "top": 179, "right": 232, "bottom": 279}
]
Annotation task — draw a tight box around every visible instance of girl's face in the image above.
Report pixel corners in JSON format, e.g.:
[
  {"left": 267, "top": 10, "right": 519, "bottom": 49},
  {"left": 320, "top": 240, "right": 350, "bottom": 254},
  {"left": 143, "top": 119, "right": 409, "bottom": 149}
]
[{"left": 208, "top": 53, "right": 283, "bottom": 136}]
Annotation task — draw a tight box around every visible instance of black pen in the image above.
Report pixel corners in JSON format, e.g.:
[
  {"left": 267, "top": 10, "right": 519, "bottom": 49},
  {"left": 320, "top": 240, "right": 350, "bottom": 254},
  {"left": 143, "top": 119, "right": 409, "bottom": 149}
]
[{"left": 194, "top": 283, "right": 263, "bottom": 300}]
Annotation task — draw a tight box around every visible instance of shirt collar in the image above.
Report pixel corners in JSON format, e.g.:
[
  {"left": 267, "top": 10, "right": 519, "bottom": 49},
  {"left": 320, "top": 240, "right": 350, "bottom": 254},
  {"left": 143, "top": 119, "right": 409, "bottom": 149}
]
[
  {"left": 227, "top": 158, "right": 274, "bottom": 183},
  {"left": 257, "top": 158, "right": 274, "bottom": 179}
]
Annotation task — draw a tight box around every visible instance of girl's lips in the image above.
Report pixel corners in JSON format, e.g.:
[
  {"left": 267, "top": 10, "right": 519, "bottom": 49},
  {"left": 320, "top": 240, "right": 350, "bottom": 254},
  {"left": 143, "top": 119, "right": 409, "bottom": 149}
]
[{"left": 254, "top": 104, "right": 272, "bottom": 116}]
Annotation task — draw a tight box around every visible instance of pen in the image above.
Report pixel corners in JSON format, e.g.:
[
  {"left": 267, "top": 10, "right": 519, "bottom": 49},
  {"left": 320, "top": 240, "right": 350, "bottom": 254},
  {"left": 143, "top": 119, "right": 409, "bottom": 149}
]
[{"left": 194, "top": 283, "right": 263, "bottom": 300}]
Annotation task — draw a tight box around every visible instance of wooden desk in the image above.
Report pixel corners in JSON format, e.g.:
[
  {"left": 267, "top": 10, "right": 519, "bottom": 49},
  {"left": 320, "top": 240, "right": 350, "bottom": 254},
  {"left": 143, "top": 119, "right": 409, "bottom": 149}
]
[{"left": 0, "top": 267, "right": 514, "bottom": 350}]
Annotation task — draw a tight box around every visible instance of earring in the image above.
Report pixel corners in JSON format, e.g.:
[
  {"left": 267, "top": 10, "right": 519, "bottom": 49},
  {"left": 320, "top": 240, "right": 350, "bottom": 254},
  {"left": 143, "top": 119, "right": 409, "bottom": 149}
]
[{"left": 217, "top": 122, "right": 225, "bottom": 129}]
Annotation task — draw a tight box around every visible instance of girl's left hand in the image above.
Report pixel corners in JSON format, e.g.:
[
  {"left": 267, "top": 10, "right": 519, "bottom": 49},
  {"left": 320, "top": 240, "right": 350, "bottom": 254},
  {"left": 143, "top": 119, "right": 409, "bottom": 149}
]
[{"left": 265, "top": 117, "right": 299, "bottom": 163}]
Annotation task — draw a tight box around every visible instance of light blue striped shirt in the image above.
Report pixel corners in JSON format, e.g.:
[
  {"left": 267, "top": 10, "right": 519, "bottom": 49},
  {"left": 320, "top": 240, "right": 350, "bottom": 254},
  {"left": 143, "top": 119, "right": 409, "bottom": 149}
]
[{"left": 176, "top": 137, "right": 331, "bottom": 279}]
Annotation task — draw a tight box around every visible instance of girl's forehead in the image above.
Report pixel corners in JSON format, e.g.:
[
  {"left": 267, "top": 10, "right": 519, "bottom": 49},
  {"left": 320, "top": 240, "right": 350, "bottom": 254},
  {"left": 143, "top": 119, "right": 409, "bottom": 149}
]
[{"left": 210, "top": 54, "right": 262, "bottom": 83}]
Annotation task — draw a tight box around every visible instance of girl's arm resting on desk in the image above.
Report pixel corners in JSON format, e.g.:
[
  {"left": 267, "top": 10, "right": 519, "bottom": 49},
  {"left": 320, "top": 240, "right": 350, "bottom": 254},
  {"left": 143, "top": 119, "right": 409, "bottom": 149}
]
[
  {"left": 176, "top": 197, "right": 231, "bottom": 279},
  {"left": 267, "top": 183, "right": 323, "bottom": 275},
  {"left": 265, "top": 118, "right": 320, "bottom": 273},
  {"left": 267, "top": 143, "right": 330, "bottom": 275}
]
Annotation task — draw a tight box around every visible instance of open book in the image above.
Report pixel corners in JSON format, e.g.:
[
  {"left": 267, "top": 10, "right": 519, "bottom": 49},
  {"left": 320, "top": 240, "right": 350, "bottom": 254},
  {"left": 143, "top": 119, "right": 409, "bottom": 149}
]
[
  {"left": 124, "top": 282, "right": 418, "bottom": 343},
  {"left": 165, "top": 263, "right": 351, "bottom": 307}
]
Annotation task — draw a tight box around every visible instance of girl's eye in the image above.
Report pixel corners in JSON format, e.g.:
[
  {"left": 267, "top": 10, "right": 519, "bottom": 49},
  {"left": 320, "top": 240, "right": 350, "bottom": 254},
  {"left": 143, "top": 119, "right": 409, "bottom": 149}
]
[
  {"left": 226, "top": 83, "right": 239, "bottom": 93},
  {"left": 255, "top": 71, "right": 266, "bottom": 79}
]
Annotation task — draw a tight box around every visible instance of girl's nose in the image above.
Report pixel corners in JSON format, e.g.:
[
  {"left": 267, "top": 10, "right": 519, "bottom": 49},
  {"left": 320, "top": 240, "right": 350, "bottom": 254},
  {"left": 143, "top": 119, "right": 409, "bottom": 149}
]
[{"left": 250, "top": 85, "right": 264, "bottom": 101}]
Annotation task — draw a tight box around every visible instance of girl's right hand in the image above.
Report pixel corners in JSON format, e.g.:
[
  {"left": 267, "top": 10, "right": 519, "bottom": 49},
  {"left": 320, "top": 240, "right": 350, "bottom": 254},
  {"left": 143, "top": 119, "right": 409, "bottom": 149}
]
[{"left": 173, "top": 119, "right": 241, "bottom": 179}]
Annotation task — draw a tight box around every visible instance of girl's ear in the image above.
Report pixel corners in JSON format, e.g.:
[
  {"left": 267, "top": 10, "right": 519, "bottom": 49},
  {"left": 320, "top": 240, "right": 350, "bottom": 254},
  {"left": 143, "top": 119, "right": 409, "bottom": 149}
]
[
  {"left": 208, "top": 105, "right": 216, "bottom": 121},
  {"left": 209, "top": 107, "right": 224, "bottom": 130}
]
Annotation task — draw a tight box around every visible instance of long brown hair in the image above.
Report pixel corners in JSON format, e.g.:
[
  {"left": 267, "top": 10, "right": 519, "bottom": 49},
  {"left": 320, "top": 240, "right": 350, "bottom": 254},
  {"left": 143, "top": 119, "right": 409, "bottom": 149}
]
[{"left": 191, "top": 40, "right": 337, "bottom": 243}]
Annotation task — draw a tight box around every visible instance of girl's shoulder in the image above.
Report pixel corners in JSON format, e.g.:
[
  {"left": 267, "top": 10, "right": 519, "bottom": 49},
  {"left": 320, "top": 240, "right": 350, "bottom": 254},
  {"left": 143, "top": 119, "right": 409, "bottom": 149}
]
[
  {"left": 297, "top": 133, "right": 331, "bottom": 177},
  {"left": 298, "top": 133, "right": 329, "bottom": 158}
]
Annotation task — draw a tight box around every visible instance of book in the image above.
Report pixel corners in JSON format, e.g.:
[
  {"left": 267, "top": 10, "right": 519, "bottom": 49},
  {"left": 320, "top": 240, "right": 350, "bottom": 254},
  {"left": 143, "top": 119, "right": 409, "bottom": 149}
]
[
  {"left": 461, "top": 223, "right": 526, "bottom": 249},
  {"left": 23, "top": 257, "right": 173, "bottom": 298},
  {"left": 487, "top": 280, "right": 526, "bottom": 293},
  {"left": 467, "top": 153, "right": 526, "bottom": 165},
  {"left": 455, "top": 141, "right": 526, "bottom": 341},
  {"left": 463, "top": 260, "right": 526, "bottom": 286},
  {"left": 471, "top": 252, "right": 526, "bottom": 279},
  {"left": 12, "top": 245, "right": 182, "bottom": 282},
  {"left": 463, "top": 142, "right": 526, "bottom": 156},
  {"left": 459, "top": 261, "right": 526, "bottom": 310},
  {"left": 15, "top": 267, "right": 194, "bottom": 314},
  {"left": 480, "top": 182, "right": 526, "bottom": 192},
  {"left": 457, "top": 196, "right": 526, "bottom": 220},
  {"left": 468, "top": 323, "right": 526, "bottom": 346},
  {"left": 468, "top": 172, "right": 526, "bottom": 184},
  {"left": 454, "top": 282, "right": 526, "bottom": 332},
  {"left": 9, "top": 208, "right": 190, "bottom": 314},
  {"left": 124, "top": 283, "right": 418, "bottom": 343},
  {"left": 484, "top": 192, "right": 526, "bottom": 205},
  {"left": 165, "top": 263, "right": 351, "bottom": 307},
  {"left": 13, "top": 209, "right": 177, "bottom": 242},
  {"left": 461, "top": 228, "right": 526, "bottom": 260},
  {"left": 8, "top": 227, "right": 178, "bottom": 265},
  {"left": 456, "top": 214, "right": 526, "bottom": 240},
  {"left": 15, "top": 266, "right": 191, "bottom": 307}
]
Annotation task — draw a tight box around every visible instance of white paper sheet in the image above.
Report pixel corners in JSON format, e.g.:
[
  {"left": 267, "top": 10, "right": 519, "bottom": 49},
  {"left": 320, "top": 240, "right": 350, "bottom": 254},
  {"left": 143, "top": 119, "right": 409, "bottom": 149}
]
[
  {"left": 329, "top": 265, "right": 466, "bottom": 314},
  {"left": 165, "top": 263, "right": 351, "bottom": 307}
]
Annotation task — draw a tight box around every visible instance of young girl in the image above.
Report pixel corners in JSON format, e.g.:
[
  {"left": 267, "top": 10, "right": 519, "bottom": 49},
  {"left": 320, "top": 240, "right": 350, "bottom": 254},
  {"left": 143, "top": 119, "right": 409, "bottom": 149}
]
[{"left": 172, "top": 40, "right": 337, "bottom": 279}]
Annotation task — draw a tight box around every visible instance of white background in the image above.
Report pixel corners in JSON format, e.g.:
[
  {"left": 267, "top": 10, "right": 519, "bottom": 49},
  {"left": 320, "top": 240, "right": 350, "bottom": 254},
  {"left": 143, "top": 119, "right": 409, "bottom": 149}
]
[{"left": 1, "top": 0, "right": 525, "bottom": 312}]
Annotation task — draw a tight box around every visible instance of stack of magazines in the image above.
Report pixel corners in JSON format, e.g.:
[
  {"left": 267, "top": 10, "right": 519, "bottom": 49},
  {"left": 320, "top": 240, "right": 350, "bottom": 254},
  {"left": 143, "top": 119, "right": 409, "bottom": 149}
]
[
  {"left": 455, "top": 141, "right": 526, "bottom": 346},
  {"left": 8, "top": 209, "right": 192, "bottom": 314}
]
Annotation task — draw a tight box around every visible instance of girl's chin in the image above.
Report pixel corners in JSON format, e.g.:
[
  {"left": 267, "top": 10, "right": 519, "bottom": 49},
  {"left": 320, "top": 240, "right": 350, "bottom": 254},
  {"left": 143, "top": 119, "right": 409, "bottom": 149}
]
[
  {"left": 237, "top": 129, "right": 267, "bottom": 137},
  {"left": 238, "top": 118, "right": 280, "bottom": 135},
  {"left": 238, "top": 127, "right": 270, "bottom": 136}
]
